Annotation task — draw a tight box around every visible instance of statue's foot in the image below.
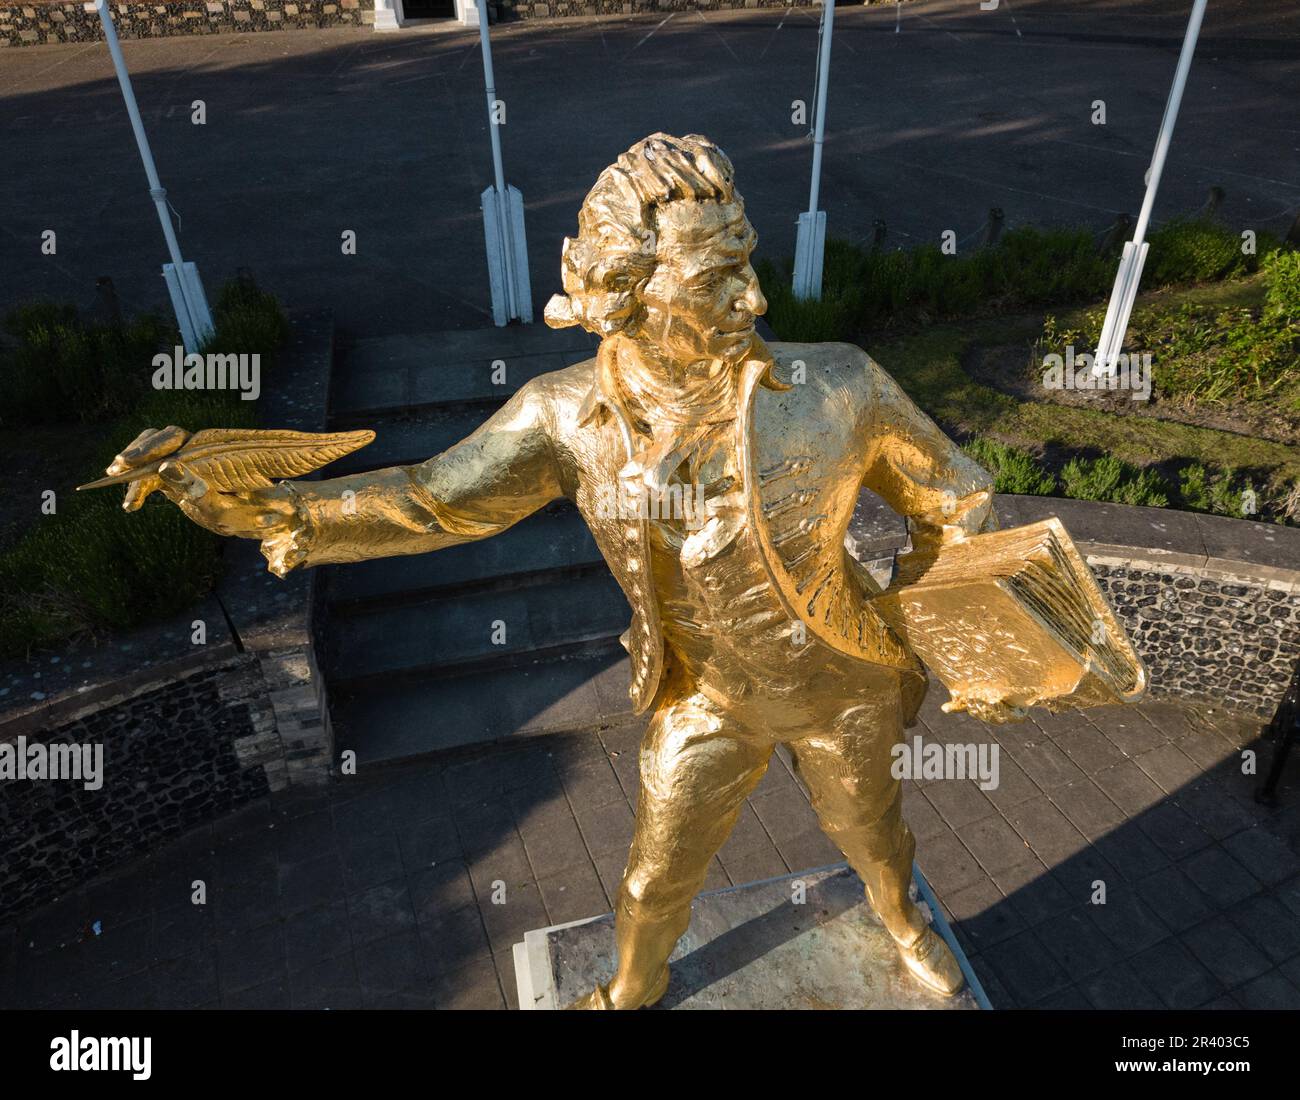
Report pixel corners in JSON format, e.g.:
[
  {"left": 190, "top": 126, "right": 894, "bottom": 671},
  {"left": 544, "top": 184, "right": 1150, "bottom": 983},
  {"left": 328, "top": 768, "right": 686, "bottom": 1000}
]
[
  {"left": 565, "top": 966, "right": 670, "bottom": 1010},
  {"left": 566, "top": 984, "right": 615, "bottom": 1010},
  {"left": 896, "top": 926, "right": 965, "bottom": 997}
]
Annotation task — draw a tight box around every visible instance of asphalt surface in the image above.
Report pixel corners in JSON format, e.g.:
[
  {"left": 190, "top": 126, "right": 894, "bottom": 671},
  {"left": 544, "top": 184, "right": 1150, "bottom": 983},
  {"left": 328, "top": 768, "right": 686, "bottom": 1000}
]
[{"left": 3, "top": 0, "right": 1299, "bottom": 337}]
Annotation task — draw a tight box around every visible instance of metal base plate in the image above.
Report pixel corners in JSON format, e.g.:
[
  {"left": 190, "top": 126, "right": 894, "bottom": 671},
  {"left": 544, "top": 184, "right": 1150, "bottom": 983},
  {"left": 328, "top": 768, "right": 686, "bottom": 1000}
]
[{"left": 513, "top": 863, "right": 989, "bottom": 1010}]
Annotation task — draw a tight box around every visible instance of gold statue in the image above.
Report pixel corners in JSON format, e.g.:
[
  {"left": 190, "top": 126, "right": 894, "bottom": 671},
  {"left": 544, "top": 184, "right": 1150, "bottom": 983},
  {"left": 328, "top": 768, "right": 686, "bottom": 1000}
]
[{"left": 89, "top": 134, "right": 1144, "bottom": 1008}]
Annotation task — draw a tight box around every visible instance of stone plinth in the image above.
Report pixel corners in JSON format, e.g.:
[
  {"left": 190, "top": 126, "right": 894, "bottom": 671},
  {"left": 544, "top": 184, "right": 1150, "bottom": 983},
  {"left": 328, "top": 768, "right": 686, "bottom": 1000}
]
[{"left": 514, "top": 864, "right": 989, "bottom": 1010}]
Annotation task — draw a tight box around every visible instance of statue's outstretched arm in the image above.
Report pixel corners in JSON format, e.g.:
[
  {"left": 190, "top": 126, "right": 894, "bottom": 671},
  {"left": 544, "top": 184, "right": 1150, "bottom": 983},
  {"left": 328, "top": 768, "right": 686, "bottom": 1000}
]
[
  {"left": 262, "top": 379, "right": 564, "bottom": 575},
  {"left": 91, "top": 378, "right": 564, "bottom": 579}
]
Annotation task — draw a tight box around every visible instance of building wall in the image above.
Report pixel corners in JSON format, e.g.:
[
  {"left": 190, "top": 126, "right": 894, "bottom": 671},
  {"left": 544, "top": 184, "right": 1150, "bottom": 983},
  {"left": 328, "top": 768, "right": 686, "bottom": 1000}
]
[
  {"left": 496, "top": 0, "right": 817, "bottom": 20},
  {"left": 1, "top": 0, "right": 374, "bottom": 47},
  {"left": 0, "top": 0, "right": 842, "bottom": 47}
]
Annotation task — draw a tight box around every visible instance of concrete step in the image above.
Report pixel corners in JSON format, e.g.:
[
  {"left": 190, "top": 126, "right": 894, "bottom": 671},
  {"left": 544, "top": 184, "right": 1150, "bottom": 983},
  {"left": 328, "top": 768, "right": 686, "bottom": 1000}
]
[
  {"left": 327, "top": 569, "right": 631, "bottom": 685},
  {"left": 317, "top": 325, "right": 629, "bottom": 765},
  {"left": 332, "top": 325, "right": 598, "bottom": 420},
  {"left": 330, "top": 641, "right": 634, "bottom": 764},
  {"left": 327, "top": 406, "right": 492, "bottom": 475},
  {"left": 324, "top": 503, "right": 599, "bottom": 608}
]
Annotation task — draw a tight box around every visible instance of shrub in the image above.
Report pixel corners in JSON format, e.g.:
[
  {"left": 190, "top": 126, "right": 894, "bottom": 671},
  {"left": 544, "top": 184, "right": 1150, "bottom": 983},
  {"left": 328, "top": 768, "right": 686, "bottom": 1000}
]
[
  {"left": 0, "top": 276, "right": 286, "bottom": 658},
  {"left": 963, "top": 436, "right": 1057, "bottom": 495},
  {"left": 1177, "top": 463, "right": 1261, "bottom": 520},
  {"left": 1263, "top": 248, "right": 1300, "bottom": 323},
  {"left": 756, "top": 239, "right": 869, "bottom": 343},
  {"left": 759, "top": 222, "right": 1262, "bottom": 343},
  {"left": 0, "top": 304, "right": 174, "bottom": 427},
  {"left": 1060, "top": 455, "right": 1169, "bottom": 507},
  {"left": 1039, "top": 244, "right": 1300, "bottom": 405},
  {"left": 205, "top": 274, "right": 291, "bottom": 368},
  {"left": 0, "top": 487, "right": 223, "bottom": 657},
  {"left": 0, "top": 275, "right": 288, "bottom": 430},
  {"left": 1145, "top": 219, "right": 1260, "bottom": 286}
]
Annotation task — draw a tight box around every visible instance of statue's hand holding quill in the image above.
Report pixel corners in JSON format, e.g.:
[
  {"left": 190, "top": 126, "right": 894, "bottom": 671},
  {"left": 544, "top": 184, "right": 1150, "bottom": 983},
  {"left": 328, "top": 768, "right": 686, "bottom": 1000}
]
[{"left": 77, "top": 424, "right": 374, "bottom": 544}]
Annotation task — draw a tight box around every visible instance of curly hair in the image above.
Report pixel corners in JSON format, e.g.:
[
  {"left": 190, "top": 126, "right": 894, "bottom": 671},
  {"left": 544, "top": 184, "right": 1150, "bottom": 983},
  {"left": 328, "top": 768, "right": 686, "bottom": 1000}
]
[{"left": 544, "top": 133, "right": 738, "bottom": 337}]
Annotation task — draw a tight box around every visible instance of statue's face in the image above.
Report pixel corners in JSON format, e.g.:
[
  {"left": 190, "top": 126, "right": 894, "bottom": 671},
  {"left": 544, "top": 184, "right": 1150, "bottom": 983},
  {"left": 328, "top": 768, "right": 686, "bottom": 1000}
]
[{"left": 634, "top": 200, "right": 766, "bottom": 363}]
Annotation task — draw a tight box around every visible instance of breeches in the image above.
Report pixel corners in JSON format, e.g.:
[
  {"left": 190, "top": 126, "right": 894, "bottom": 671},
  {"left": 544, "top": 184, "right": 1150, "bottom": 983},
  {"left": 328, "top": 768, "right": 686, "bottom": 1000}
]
[{"left": 618, "top": 660, "right": 913, "bottom": 926}]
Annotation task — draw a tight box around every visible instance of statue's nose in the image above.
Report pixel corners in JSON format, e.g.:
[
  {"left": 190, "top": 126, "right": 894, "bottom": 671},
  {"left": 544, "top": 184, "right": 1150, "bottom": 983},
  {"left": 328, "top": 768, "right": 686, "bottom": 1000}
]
[{"left": 740, "top": 280, "right": 767, "bottom": 317}]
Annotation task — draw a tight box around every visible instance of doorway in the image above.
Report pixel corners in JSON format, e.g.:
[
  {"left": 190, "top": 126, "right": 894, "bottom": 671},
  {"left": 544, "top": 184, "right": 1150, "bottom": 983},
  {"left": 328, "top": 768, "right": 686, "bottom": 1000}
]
[{"left": 401, "top": 0, "right": 455, "bottom": 17}]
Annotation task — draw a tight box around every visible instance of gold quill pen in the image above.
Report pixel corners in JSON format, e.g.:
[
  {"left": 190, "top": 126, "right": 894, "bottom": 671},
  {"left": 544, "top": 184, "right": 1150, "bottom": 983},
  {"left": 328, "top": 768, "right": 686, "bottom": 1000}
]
[{"left": 78, "top": 425, "right": 375, "bottom": 510}]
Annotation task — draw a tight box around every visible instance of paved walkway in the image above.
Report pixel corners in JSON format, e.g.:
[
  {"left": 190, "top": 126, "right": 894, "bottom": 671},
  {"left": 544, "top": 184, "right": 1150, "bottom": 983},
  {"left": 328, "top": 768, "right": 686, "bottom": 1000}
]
[
  {"left": 4, "top": 0, "right": 1298, "bottom": 337},
  {"left": 4, "top": 689, "right": 1298, "bottom": 1009}
]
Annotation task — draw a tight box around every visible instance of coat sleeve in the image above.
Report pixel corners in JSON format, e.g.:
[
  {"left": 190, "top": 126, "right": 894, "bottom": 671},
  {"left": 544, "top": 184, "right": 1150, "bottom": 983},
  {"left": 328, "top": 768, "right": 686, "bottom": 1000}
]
[
  {"left": 259, "top": 378, "right": 565, "bottom": 576},
  {"left": 856, "top": 354, "right": 998, "bottom": 551}
]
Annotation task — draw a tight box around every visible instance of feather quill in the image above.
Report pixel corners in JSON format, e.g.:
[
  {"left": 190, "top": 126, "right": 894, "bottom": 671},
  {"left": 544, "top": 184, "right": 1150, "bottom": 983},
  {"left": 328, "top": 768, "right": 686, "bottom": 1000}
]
[{"left": 78, "top": 428, "right": 375, "bottom": 496}]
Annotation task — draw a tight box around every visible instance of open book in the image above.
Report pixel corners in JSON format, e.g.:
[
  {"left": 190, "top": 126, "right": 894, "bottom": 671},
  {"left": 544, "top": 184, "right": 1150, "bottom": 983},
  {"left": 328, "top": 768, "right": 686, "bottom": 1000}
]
[{"left": 870, "top": 518, "right": 1147, "bottom": 713}]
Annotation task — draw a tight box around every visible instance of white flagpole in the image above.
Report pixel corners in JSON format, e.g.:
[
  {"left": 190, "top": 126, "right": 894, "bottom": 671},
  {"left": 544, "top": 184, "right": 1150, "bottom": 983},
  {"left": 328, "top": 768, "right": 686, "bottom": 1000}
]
[
  {"left": 1094, "top": 0, "right": 1208, "bottom": 376},
  {"left": 793, "top": 0, "right": 834, "bottom": 301},
  {"left": 95, "top": 0, "right": 213, "bottom": 352},
  {"left": 477, "top": 0, "right": 532, "bottom": 326}
]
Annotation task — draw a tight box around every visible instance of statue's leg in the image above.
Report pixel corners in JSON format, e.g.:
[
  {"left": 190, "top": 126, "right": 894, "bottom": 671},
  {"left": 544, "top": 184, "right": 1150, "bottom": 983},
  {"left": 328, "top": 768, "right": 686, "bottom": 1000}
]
[
  {"left": 786, "top": 683, "right": 965, "bottom": 997},
  {"left": 570, "top": 685, "right": 771, "bottom": 1009}
]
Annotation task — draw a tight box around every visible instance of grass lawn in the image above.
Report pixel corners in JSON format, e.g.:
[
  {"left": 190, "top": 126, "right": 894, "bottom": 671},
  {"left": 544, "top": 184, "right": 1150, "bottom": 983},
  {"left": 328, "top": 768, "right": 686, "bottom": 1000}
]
[
  {"left": 872, "top": 300, "right": 1300, "bottom": 516},
  {"left": 760, "top": 222, "right": 1299, "bottom": 523}
]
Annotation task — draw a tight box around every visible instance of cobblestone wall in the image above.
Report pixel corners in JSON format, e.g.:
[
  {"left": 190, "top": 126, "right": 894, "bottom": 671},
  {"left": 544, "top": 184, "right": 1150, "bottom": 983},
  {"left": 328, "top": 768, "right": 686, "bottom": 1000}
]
[
  {"left": 1, "top": 0, "right": 373, "bottom": 47},
  {"left": 2, "top": 0, "right": 860, "bottom": 47},
  {"left": 0, "top": 657, "right": 272, "bottom": 922},
  {"left": 495, "top": 0, "right": 818, "bottom": 21},
  {"left": 1093, "top": 560, "right": 1300, "bottom": 719}
]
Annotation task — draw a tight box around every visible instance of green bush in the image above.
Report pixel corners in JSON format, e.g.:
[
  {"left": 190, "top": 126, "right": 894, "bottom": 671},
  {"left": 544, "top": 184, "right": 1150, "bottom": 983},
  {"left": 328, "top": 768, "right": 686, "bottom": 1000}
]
[
  {"left": 0, "top": 275, "right": 289, "bottom": 430},
  {"left": 1177, "top": 463, "right": 1261, "bottom": 519},
  {"left": 205, "top": 274, "right": 291, "bottom": 367},
  {"left": 854, "top": 226, "right": 1114, "bottom": 329},
  {"left": 1039, "top": 246, "right": 1300, "bottom": 404},
  {"left": 759, "top": 221, "right": 1261, "bottom": 343},
  {"left": 756, "top": 238, "right": 870, "bottom": 343},
  {"left": 0, "top": 303, "right": 175, "bottom": 427},
  {"left": 1145, "top": 219, "right": 1258, "bottom": 285},
  {"left": 982, "top": 226, "right": 1118, "bottom": 306},
  {"left": 0, "top": 277, "right": 286, "bottom": 658},
  {"left": 0, "top": 487, "right": 223, "bottom": 657},
  {"left": 1263, "top": 248, "right": 1300, "bottom": 323},
  {"left": 1060, "top": 455, "right": 1170, "bottom": 507},
  {"left": 963, "top": 436, "right": 1057, "bottom": 495}
]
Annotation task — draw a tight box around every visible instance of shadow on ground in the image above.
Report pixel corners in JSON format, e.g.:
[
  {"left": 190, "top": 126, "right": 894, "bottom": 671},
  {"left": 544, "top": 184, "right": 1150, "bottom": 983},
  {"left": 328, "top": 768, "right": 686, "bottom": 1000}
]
[{"left": 3, "top": 688, "right": 1298, "bottom": 1009}]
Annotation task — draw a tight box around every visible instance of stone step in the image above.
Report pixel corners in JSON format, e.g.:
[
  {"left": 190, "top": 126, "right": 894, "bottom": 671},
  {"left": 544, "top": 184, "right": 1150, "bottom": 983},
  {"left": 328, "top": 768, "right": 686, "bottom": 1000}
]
[
  {"left": 324, "top": 503, "right": 599, "bottom": 608},
  {"left": 330, "top": 641, "right": 634, "bottom": 764},
  {"left": 327, "top": 406, "right": 492, "bottom": 476},
  {"left": 317, "top": 319, "right": 788, "bottom": 765},
  {"left": 331, "top": 325, "right": 598, "bottom": 420},
  {"left": 326, "top": 569, "right": 631, "bottom": 685}
]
